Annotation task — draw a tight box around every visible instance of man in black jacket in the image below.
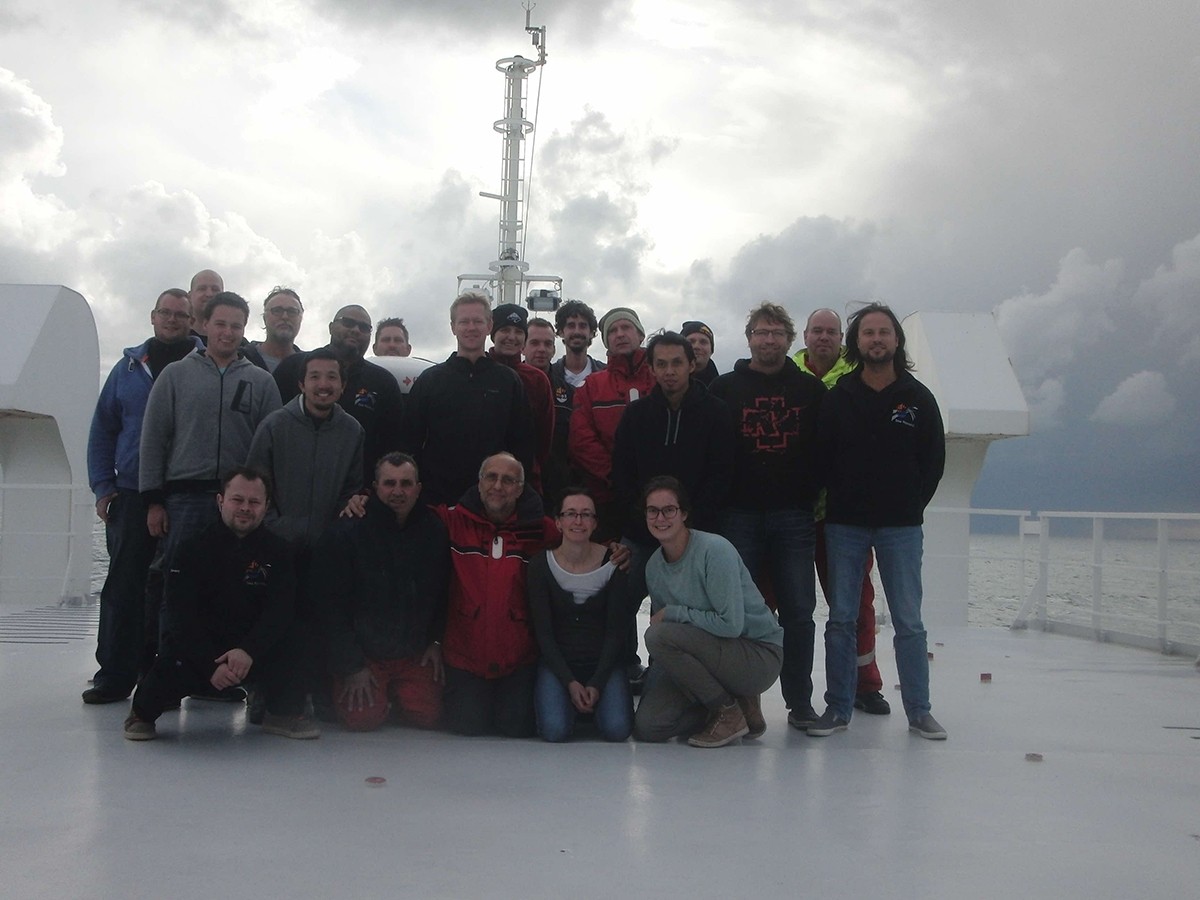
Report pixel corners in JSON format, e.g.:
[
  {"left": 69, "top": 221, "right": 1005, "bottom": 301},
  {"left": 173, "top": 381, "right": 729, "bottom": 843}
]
[
  {"left": 709, "top": 302, "right": 826, "bottom": 730},
  {"left": 808, "top": 303, "right": 947, "bottom": 741},
  {"left": 123, "top": 467, "right": 316, "bottom": 741},
  {"left": 314, "top": 453, "right": 450, "bottom": 731}
]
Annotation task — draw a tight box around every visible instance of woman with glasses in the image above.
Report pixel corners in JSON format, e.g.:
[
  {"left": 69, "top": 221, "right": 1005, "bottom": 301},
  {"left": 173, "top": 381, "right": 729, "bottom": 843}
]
[
  {"left": 527, "top": 488, "right": 633, "bottom": 742},
  {"left": 635, "top": 476, "right": 784, "bottom": 748}
]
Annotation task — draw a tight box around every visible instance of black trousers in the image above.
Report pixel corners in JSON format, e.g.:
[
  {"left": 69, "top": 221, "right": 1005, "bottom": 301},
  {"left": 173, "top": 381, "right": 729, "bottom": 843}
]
[{"left": 442, "top": 663, "right": 536, "bottom": 737}]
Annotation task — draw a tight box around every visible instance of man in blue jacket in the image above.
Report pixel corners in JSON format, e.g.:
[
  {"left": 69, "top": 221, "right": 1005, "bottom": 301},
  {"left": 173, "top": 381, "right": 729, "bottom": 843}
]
[
  {"left": 83, "top": 288, "right": 201, "bottom": 704},
  {"left": 809, "top": 303, "right": 947, "bottom": 741}
]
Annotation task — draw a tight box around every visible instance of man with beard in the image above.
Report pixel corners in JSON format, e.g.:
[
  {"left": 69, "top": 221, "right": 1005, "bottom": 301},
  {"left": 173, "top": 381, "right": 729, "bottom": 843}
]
[
  {"left": 273, "top": 305, "right": 404, "bottom": 487},
  {"left": 709, "top": 303, "right": 825, "bottom": 731},
  {"left": 83, "top": 288, "right": 202, "bottom": 704},
  {"left": 794, "top": 308, "right": 891, "bottom": 718},
  {"left": 809, "top": 303, "right": 947, "bottom": 741},
  {"left": 372, "top": 318, "right": 411, "bottom": 357},
  {"left": 249, "top": 286, "right": 305, "bottom": 374}
]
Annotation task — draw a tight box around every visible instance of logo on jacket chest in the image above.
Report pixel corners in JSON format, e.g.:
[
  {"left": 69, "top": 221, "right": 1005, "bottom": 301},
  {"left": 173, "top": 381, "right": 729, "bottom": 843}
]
[
  {"left": 741, "top": 398, "right": 801, "bottom": 451},
  {"left": 891, "top": 403, "right": 918, "bottom": 428},
  {"left": 353, "top": 388, "right": 377, "bottom": 410},
  {"left": 242, "top": 560, "right": 270, "bottom": 586}
]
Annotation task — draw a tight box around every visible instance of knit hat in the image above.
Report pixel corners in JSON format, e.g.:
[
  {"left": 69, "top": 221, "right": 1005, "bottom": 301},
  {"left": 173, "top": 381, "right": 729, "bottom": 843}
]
[
  {"left": 681, "top": 320, "right": 714, "bottom": 349},
  {"left": 599, "top": 307, "right": 646, "bottom": 349},
  {"left": 490, "top": 303, "right": 529, "bottom": 337}
]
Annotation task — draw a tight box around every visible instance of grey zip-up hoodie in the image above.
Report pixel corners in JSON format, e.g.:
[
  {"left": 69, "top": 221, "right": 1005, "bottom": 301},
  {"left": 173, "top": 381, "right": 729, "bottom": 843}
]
[
  {"left": 247, "top": 396, "right": 365, "bottom": 547},
  {"left": 139, "top": 349, "right": 282, "bottom": 502}
]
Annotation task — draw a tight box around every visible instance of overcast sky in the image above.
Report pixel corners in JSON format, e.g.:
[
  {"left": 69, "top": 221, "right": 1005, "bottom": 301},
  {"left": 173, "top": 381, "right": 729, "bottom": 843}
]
[{"left": 2, "top": 0, "right": 1198, "bottom": 512}]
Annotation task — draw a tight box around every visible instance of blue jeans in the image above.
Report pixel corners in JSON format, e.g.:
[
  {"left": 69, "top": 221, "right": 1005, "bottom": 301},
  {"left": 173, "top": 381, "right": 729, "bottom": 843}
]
[
  {"left": 534, "top": 663, "right": 633, "bottom": 742},
  {"left": 93, "top": 490, "right": 156, "bottom": 692},
  {"left": 824, "top": 524, "right": 930, "bottom": 721},
  {"left": 721, "top": 508, "right": 816, "bottom": 711}
]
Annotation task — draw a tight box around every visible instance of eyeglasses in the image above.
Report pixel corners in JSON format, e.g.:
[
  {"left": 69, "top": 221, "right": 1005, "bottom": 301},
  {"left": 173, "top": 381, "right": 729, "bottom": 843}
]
[
  {"left": 268, "top": 306, "right": 303, "bottom": 318},
  {"left": 481, "top": 472, "right": 523, "bottom": 487},
  {"left": 335, "top": 316, "right": 373, "bottom": 333},
  {"left": 154, "top": 309, "right": 192, "bottom": 321},
  {"left": 750, "top": 328, "right": 788, "bottom": 340},
  {"left": 558, "top": 510, "right": 597, "bottom": 521},
  {"left": 645, "top": 505, "right": 681, "bottom": 520}
]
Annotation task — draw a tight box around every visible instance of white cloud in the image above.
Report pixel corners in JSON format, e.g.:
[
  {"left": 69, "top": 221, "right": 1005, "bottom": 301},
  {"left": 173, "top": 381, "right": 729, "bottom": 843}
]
[
  {"left": 1091, "top": 371, "right": 1176, "bottom": 427},
  {"left": 1134, "top": 231, "right": 1200, "bottom": 367},
  {"left": 994, "top": 247, "right": 1123, "bottom": 386},
  {"left": 1027, "top": 377, "right": 1066, "bottom": 430}
]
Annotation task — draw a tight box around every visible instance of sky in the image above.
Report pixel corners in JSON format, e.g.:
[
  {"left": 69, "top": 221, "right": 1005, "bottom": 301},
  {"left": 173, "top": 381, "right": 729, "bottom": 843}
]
[{"left": 1, "top": 0, "right": 1198, "bottom": 512}]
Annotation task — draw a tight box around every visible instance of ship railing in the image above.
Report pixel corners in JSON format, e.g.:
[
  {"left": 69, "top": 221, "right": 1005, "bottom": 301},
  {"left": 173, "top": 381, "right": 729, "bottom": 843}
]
[
  {"left": 0, "top": 481, "right": 95, "bottom": 607},
  {"left": 964, "top": 508, "right": 1200, "bottom": 658}
]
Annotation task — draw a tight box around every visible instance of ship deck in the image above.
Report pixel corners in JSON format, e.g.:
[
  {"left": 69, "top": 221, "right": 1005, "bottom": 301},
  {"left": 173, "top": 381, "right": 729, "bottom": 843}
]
[{"left": 1, "top": 607, "right": 1197, "bottom": 899}]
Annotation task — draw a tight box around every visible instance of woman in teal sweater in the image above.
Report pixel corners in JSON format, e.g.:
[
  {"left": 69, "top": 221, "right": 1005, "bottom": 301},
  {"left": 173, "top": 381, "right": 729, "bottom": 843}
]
[{"left": 634, "top": 476, "right": 784, "bottom": 748}]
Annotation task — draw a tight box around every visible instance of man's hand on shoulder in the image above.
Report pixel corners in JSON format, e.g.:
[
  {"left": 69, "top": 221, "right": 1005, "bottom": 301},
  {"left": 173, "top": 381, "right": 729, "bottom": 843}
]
[{"left": 339, "top": 493, "right": 368, "bottom": 519}]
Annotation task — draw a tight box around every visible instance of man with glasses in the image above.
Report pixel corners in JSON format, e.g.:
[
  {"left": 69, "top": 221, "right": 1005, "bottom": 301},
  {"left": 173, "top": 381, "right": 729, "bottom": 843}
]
[
  {"left": 249, "top": 286, "right": 305, "bottom": 373},
  {"left": 433, "top": 453, "right": 558, "bottom": 736},
  {"left": 710, "top": 303, "right": 826, "bottom": 730},
  {"left": 401, "top": 292, "right": 535, "bottom": 506},
  {"left": 274, "top": 304, "right": 405, "bottom": 487},
  {"left": 83, "top": 288, "right": 202, "bottom": 704}
]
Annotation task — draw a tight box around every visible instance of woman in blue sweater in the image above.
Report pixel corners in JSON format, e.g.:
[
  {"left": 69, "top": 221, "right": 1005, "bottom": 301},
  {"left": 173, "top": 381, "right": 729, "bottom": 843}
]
[
  {"left": 527, "top": 488, "right": 633, "bottom": 742},
  {"left": 634, "top": 476, "right": 784, "bottom": 748}
]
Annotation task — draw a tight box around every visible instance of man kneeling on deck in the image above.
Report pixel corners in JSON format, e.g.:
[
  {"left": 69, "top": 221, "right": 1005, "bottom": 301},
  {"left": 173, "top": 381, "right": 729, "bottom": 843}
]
[
  {"left": 315, "top": 453, "right": 450, "bottom": 731},
  {"left": 123, "top": 467, "right": 317, "bottom": 741}
]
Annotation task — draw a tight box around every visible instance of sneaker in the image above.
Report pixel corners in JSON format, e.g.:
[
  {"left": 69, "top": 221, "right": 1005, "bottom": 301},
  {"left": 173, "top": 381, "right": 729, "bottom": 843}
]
[
  {"left": 908, "top": 713, "right": 947, "bottom": 740},
  {"left": 854, "top": 691, "right": 891, "bottom": 716},
  {"left": 189, "top": 685, "right": 247, "bottom": 703},
  {"left": 737, "top": 694, "right": 767, "bottom": 739},
  {"left": 123, "top": 714, "right": 157, "bottom": 741},
  {"left": 786, "top": 706, "right": 819, "bottom": 730},
  {"left": 261, "top": 713, "right": 321, "bottom": 740},
  {"left": 805, "top": 709, "right": 849, "bottom": 737},
  {"left": 82, "top": 685, "right": 131, "bottom": 705},
  {"left": 687, "top": 702, "right": 749, "bottom": 748}
]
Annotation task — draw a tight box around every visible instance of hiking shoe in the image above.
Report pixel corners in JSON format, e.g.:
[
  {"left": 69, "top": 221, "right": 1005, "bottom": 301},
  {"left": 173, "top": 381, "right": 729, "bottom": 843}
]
[
  {"left": 82, "top": 685, "right": 130, "bottom": 705},
  {"left": 854, "top": 691, "right": 891, "bottom": 716},
  {"left": 687, "top": 702, "right": 749, "bottom": 748},
  {"left": 123, "top": 714, "right": 157, "bottom": 741},
  {"left": 786, "top": 706, "right": 819, "bottom": 730},
  {"left": 805, "top": 709, "right": 849, "bottom": 737},
  {"left": 261, "top": 714, "right": 321, "bottom": 740},
  {"left": 737, "top": 694, "right": 767, "bottom": 739},
  {"left": 909, "top": 713, "right": 947, "bottom": 740},
  {"left": 189, "top": 685, "right": 247, "bottom": 703}
]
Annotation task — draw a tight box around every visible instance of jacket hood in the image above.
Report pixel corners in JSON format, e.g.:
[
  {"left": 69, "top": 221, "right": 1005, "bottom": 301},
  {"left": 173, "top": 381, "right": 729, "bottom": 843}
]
[{"left": 455, "top": 481, "right": 546, "bottom": 529}]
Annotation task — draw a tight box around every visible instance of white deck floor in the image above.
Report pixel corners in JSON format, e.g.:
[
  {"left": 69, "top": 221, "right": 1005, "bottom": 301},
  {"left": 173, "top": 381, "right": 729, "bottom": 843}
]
[{"left": 1, "top": 607, "right": 1197, "bottom": 899}]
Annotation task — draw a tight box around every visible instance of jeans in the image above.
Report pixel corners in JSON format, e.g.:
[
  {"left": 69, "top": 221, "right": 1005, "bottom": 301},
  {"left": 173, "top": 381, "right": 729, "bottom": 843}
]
[
  {"left": 824, "top": 524, "right": 930, "bottom": 721},
  {"left": 93, "top": 490, "right": 156, "bottom": 692},
  {"left": 534, "top": 663, "right": 633, "bottom": 743},
  {"left": 721, "top": 508, "right": 817, "bottom": 711}
]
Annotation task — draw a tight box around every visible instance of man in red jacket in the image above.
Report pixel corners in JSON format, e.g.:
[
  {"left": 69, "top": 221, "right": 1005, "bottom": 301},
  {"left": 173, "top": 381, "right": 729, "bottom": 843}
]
[
  {"left": 568, "top": 306, "right": 655, "bottom": 541},
  {"left": 434, "top": 452, "right": 558, "bottom": 737}
]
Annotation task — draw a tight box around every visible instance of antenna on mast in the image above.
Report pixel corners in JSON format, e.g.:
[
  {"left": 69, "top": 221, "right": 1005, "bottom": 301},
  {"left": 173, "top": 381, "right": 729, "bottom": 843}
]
[{"left": 457, "top": 9, "right": 561, "bottom": 312}]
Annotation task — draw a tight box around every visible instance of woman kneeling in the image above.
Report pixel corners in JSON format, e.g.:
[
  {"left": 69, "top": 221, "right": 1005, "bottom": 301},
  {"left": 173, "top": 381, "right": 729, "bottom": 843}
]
[
  {"left": 528, "top": 488, "right": 633, "bottom": 742},
  {"left": 635, "top": 476, "right": 784, "bottom": 747}
]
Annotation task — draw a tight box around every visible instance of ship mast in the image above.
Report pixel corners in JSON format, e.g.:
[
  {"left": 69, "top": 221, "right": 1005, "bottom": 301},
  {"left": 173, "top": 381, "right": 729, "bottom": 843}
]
[{"left": 458, "top": 6, "right": 562, "bottom": 311}]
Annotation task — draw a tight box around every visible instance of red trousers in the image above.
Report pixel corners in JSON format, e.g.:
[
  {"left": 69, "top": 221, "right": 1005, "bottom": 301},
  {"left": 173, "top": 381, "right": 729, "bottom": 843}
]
[
  {"left": 815, "top": 522, "right": 884, "bottom": 695},
  {"left": 333, "top": 656, "right": 442, "bottom": 731}
]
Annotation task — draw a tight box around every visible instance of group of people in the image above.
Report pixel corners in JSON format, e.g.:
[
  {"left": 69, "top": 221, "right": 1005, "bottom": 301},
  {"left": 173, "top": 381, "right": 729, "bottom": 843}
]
[{"left": 86, "top": 266, "right": 948, "bottom": 747}]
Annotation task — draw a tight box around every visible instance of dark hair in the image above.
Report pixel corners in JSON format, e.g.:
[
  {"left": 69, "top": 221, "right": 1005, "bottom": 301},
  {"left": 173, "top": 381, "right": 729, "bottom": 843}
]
[
  {"left": 844, "top": 302, "right": 912, "bottom": 374},
  {"left": 374, "top": 317, "right": 408, "bottom": 342},
  {"left": 220, "top": 465, "right": 272, "bottom": 499},
  {"left": 155, "top": 288, "right": 191, "bottom": 315},
  {"left": 300, "top": 347, "right": 346, "bottom": 382},
  {"left": 745, "top": 302, "right": 796, "bottom": 342},
  {"left": 264, "top": 286, "right": 303, "bottom": 310},
  {"left": 641, "top": 475, "right": 691, "bottom": 515},
  {"left": 203, "top": 291, "right": 250, "bottom": 323},
  {"left": 554, "top": 299, "right": 598, "bottom": 336},
  {"left": 528, "top": 316, "right": 554, "bottom": 331},
  {"left": 374, "top": 450, "right": 419, "bottom": 482},
  {"left": 553, "top": 485, "right": 595, "bottom": 517},
  {"left": 646, "top": 330, "right": 695, "bottom": 365}
]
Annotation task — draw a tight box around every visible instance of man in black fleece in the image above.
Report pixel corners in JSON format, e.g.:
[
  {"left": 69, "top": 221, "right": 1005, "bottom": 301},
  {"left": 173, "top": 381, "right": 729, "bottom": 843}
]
[{"left": 123, "top": 467, "right": 316, "bottom": 741}]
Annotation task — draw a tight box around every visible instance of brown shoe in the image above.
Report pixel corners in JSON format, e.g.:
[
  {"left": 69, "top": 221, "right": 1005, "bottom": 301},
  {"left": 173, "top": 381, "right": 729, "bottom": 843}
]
[
  {"left": 261, "top": 713, "right": 321, "bottom": 740},
  {"left": 688, "top": 702, "right": 749, "bottom": 748},
  {"left": 737, "top": 694, "right": 766, "bottom": 739}
]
